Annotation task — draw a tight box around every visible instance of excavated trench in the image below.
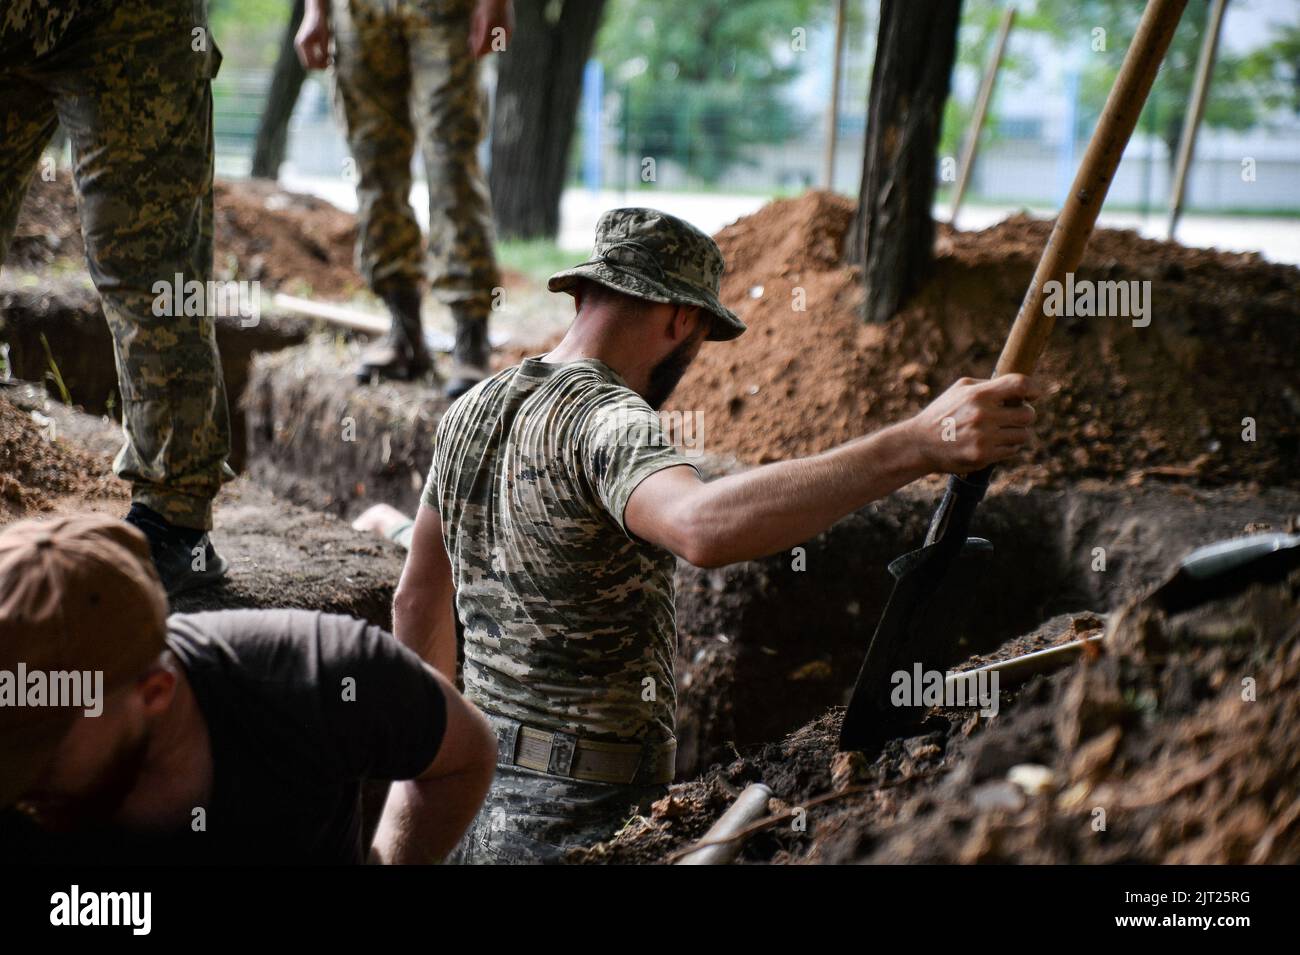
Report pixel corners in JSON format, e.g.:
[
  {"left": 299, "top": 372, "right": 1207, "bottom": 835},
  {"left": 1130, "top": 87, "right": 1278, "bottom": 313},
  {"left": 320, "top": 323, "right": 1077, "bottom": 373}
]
[
  {"left": 669, "top": 482, "right": 1299, "bottom": 775},
  {"left": 241, "top": 337, "right": 1300, "bottom": 777},
  {"left": 12, "top": 293, "right": 1292, "bottom": 780},
  {"left": 0, "top": 277, "right": 311, "bottom": 471}
]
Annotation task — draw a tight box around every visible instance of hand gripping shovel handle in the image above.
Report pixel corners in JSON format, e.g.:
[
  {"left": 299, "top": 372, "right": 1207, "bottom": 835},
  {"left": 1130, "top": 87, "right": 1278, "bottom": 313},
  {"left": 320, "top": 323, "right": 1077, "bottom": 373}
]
[{"left": 838, "top": 0, "right": 1189, "bottom": 751}]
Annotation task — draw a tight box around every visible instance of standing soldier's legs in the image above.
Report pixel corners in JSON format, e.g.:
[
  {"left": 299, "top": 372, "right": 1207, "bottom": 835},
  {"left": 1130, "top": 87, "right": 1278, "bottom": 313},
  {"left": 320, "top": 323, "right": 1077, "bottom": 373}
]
[
  {"left": 410, "top": 2, "right": 501, "bottom": 399},
  {"left": 332, "top": 0, "right": 435, "bottom": 383},
  {"left": 1, "top": 2, "right": 233, "bottom": 594}
]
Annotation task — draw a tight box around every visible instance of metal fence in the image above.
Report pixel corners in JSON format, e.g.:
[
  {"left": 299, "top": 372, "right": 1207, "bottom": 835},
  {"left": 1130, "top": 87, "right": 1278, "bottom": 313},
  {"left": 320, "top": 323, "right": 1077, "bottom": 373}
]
[{"left": 212, "top": 64, "right": 1300, "bottom": 214}]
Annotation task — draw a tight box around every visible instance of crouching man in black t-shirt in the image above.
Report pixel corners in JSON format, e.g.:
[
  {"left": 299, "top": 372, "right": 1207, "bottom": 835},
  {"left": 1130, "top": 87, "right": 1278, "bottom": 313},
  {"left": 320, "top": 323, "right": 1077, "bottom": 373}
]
[{"left": 0, "top": 514, "right": 496, "bottom": 865}]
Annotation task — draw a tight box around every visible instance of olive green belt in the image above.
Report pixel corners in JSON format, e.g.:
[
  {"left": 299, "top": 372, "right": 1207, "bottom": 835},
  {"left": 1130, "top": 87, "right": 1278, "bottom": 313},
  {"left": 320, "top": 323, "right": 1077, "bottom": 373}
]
[{"left": 492, "top": 716, "right": 676, "bottom": 786}]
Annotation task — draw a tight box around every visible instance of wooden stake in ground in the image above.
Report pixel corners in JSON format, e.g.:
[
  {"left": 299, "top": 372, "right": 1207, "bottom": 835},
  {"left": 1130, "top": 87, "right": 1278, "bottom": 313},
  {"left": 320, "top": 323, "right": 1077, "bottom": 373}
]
[
  {"left": 822, "top": 0, "right": 848, "bottom": 190},
  {"left": 949, "top": 5, "right": 1016, "bottom": 228},
  {"left": 1167, "top": 0, "right": 1229, "bottom": 240}
]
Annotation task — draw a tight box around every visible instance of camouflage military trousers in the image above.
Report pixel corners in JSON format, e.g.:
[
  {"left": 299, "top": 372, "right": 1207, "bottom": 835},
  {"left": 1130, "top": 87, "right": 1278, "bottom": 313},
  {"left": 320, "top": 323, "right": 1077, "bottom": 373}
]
[
  {"left": 0, "top": 0, "right": 234, "bottom": 530},
  {"left": 452, "top": 714, "right": 667, "bottom": 865},
  {"left": 331, "top": 0, "right": 500, "bottom": 314}
]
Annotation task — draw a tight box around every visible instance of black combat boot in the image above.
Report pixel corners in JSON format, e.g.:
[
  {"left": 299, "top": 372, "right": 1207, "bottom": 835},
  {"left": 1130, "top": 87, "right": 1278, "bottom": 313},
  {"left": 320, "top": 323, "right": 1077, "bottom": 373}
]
[
  {"left": 355, "top": 286, "right": 436, "bottom": 383},
  {"left": 125, "top": 503, "right": 229, "bottom": 596},
  {"left": 444, "top": 303, "right": 490, "bottom": 399}
]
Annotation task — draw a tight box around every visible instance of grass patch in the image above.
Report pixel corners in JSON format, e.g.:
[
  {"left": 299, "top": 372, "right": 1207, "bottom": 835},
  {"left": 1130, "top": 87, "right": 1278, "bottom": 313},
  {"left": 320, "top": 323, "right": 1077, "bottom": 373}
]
[{"left": 496, "top": 239, "right": 581, "bottom": 283}]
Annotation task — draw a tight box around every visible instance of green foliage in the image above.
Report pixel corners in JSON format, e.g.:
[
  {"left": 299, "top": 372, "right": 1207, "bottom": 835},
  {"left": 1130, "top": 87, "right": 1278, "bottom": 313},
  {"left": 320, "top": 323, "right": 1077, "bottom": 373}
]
[
  {"left": 942, "top": 0, "right": 1299, "bottom": 173},
  {"left": 39, "top": 333, "right": 72, "bottom": 406},
  {"left": 596, "top": 0, "right": 826, "bottom": 184},
  {"left": 209, "top": 0, "right": 292, "bottom": 70},
  {"left": 1038, "top": 0, "right": 1262, "bottom": 165},
  {"left": 1238, "top": 18, "right": 1300, "bottom": 114},
  {"left": 496, "top": 239, "right": 578, "bottom": 281}
]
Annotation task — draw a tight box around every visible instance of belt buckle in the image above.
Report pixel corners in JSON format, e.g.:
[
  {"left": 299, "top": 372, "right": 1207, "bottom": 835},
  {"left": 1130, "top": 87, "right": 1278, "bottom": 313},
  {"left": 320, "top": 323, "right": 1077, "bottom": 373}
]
[
  {"left": 513, "top": 724, "right": 579, "bottom": 778},
  {"left": 547, "top": 730, "right": 577, "bottom": 777}
]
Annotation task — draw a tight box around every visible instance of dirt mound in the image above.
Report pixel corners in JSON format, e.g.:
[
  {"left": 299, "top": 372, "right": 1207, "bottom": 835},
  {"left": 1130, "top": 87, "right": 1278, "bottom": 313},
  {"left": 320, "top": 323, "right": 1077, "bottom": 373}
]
[
  {"left": 9, "top": 173, "right": 360, "bottom": 298},
  {"left": 669, "top": 192, "right": 1300, "bottom": 487},
  {"left": 211, "top": 179, "right": 359, "bottom": 297},
  {"left": 0, "top": 393, "right": 123, "bottom": 519}
]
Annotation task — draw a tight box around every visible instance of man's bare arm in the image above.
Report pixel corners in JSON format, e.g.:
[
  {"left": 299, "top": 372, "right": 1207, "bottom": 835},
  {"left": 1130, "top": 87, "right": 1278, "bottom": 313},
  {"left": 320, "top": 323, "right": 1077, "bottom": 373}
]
[
  {"left": 371, "top": 668, "right": 496, "bottom": 864},
  {"left": 392, "top": 506, "right": 457, "bottom": 678},
  {"left": 626, "top": 375, "right": 1042, "bottom": 567}
]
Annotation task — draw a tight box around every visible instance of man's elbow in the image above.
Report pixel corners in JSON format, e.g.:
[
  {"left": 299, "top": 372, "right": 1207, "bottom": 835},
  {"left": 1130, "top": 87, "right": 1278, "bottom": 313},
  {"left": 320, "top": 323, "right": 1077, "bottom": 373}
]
[
  {"left": 392, "top": 582, "right": 426, "bottom": 621},
  {"left": 673, "top": 499, "right": 729, "bottom": 569},
  {"left": 393, "top": 577, "right": 448, "bottom": 623},
  {"left": 454, "top": 704, "right": 497, "bottom": 796},
  {"left": 680, "top": 539, "right": 727, "bottom": 569}
]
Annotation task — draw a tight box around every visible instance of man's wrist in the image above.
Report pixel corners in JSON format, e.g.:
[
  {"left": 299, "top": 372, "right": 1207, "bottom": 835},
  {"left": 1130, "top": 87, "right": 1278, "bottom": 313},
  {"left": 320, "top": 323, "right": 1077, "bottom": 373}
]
[{"left": 888, "top": 416, "right": 935, "bottom": 482}]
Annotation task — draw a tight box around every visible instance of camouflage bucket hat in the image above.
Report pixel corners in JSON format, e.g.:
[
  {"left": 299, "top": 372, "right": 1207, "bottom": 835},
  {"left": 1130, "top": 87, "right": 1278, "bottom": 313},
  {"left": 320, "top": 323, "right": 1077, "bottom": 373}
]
[{"left": 547, "top": 208, "right": 746, "bottom": 341}]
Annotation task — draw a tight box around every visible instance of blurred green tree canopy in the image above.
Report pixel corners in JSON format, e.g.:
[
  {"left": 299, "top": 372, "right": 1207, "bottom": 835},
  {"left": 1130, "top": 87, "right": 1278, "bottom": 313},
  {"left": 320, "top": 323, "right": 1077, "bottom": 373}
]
[{"left": 596, "top": 0, "right": 827, "bottom": 184}]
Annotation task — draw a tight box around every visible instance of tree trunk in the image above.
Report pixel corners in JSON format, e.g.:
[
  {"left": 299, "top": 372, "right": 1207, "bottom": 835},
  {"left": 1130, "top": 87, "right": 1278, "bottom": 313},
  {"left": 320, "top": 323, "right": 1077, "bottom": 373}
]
[
  {"left": 250, "top": 0, "right": 307, "bottom": 180},
  {"left": 489, "top": 0, "right": 608, "bottom": 240},
  {"left": 848, "top": 0, "right": 962, "bottom": 324}
]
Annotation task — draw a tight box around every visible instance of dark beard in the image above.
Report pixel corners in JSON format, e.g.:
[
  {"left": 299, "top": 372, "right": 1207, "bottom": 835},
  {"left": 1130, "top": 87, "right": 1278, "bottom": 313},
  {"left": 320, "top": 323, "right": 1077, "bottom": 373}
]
[
  {"left": 20, "top": 731, "right": 150, "bottom": 833},
  {"left": 645, "top": 334, "right": 700, "bottom": 410}
]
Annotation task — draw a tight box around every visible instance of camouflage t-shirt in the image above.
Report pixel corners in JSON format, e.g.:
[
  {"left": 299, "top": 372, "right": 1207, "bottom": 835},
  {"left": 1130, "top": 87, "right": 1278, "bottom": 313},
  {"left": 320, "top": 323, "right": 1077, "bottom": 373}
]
[{"left": 422, "top": 357, "right": 696, "bottom": 745}]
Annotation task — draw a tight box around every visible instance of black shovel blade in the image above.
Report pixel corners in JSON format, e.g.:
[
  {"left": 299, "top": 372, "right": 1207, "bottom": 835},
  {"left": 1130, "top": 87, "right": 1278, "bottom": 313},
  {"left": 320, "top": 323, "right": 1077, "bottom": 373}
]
[{"left": 838, "top": 468, "right": 993, "bottom": 751}]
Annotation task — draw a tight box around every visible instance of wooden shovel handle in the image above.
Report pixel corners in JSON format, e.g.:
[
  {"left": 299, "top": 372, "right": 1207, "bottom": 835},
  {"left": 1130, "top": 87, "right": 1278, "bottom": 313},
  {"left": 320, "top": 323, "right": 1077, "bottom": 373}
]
[{"left": 995, "top": 0, "right": 1188, "bottom": 378}]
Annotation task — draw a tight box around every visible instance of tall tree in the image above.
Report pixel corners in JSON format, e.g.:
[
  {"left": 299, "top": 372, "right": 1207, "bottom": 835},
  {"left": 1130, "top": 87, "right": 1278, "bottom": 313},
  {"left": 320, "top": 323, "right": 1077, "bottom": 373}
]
[
  {"left": 249, "top": 0, "right": 307, "bottom": 179},
  {"left": 490, "top": 0, "right": 609, "bottom": 240},
  {"left": 597, "top": 0, "right": 822, "bottom": 186},
  {"left": 848, "top": 0, "right": 962, "bottom": 325}
]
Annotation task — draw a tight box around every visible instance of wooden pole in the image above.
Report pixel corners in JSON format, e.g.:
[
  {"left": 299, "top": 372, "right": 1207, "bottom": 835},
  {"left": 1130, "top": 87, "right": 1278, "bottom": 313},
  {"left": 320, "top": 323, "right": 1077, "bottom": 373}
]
[
  {"left": 822, "top": 0, "right": 848, "bottom": 190},
  {"left": 271, "top": 293, "right": 388, "bottom": 335},
  {"left": 1167, "top": 0, "right": 1229, "bottom": 239},
  {"left": 995, "top": 0, "right": 1188, "bottom": 378},
  {"left": 950, "top": 5, "right": 1016, "bottom": 227},
  {"left": 946, "top": 634, "right": 1104, "bottom": 698}
]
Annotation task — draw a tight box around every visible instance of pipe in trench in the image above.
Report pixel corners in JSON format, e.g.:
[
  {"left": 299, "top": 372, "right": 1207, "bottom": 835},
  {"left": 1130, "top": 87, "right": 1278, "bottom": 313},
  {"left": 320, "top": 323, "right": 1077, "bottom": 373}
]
[{"left": 674, "top": 783, "right": 774, "bottom": 865}]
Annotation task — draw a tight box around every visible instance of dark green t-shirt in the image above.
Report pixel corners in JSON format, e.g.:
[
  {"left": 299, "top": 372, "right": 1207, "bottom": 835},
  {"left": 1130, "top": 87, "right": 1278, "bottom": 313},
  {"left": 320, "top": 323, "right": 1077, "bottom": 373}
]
[
  {"left": 423, "top": 357, "right": 696, "bottom": 745},
  {"left": 2, "top": 609, "right": 446, "bottom": 865}
]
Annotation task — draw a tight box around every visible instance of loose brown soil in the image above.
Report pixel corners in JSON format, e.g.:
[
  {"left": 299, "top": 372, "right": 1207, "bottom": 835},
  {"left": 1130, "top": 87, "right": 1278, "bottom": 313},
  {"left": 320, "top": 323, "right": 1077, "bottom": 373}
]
[
  {"left": 669, "top": 192, "right": 1300, "bottom": 487},
  {"left": 0, "top": 388, "right": 124, "bottom": 519},
  {"left": 10, "top": 172, "right": 362, "bottom": 298},
  {"left": 578, "top": 570, "right": 1300, "bottom": 864},
  {"left": 0, "top": 392, "right": 403, "bottom": 627},
  {"left": 9, "top": 172, "right": 531, "bottom": 299}
]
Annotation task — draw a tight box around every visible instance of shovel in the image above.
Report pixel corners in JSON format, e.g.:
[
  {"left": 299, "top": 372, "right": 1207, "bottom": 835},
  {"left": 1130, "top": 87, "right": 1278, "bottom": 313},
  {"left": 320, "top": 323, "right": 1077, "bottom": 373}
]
[{"left": 839, "top": 0, "right": 1190, "bottom": 751}]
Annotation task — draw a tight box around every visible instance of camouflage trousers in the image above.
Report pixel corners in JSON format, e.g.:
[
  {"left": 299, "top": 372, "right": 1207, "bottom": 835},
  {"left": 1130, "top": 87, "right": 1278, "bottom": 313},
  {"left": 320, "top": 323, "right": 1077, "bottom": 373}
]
[
  {"left": 331, "top": 0, "right": 500, "bottom": 316},
  {"left": 0, "top": 0, "right": 234, "bottom": 529},
  {"left": 452, "top": 713, "right": 667, "bottom": 865}
]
